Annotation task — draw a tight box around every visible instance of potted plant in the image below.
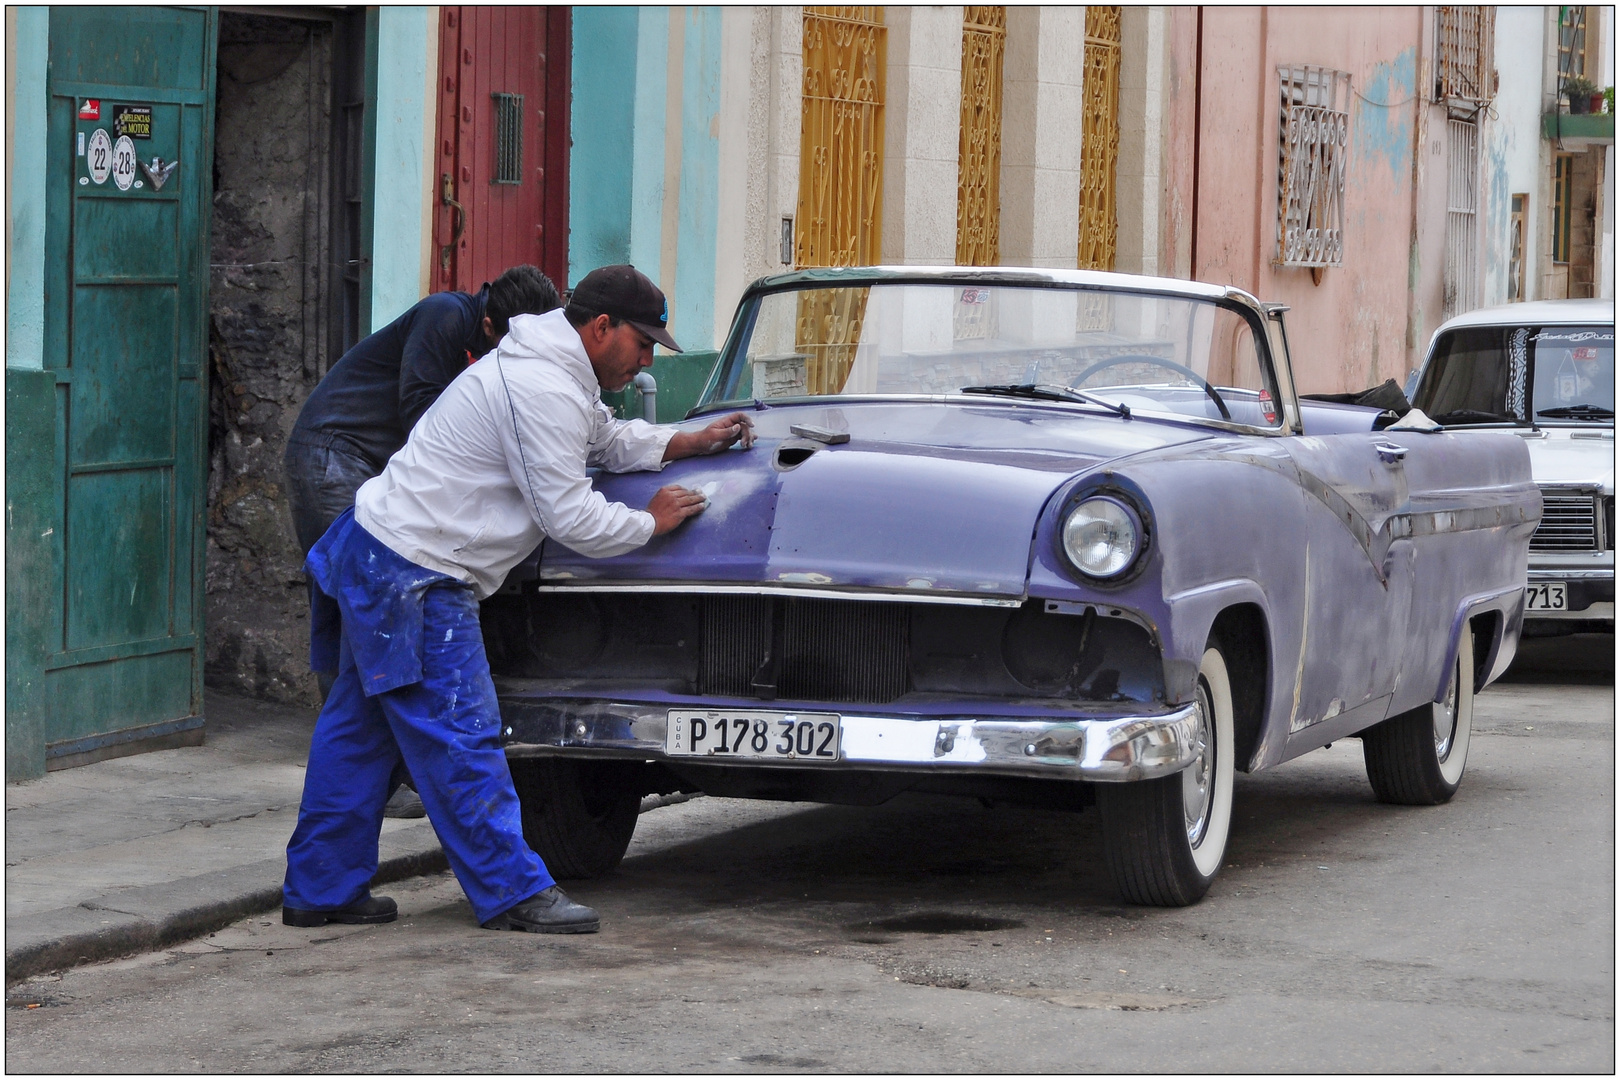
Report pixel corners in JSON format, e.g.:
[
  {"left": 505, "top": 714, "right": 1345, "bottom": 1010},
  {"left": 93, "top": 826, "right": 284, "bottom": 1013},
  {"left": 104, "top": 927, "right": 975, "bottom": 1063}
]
[{"left": 1564, "top": 75, "right": 1597, "bottom": 114}]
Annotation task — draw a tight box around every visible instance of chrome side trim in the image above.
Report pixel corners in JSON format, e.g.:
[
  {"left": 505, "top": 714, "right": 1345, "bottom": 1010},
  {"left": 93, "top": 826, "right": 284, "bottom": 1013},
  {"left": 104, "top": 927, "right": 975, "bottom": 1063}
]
[
  {"left": 1527, "top": 569, "right": 1615, "bottom": 581},
  {"left": 529, "top": 581, "right": 1027, "bottom": 608},
  {"left": 499, "top": 699, "right": 1201, "bottom": 783}
]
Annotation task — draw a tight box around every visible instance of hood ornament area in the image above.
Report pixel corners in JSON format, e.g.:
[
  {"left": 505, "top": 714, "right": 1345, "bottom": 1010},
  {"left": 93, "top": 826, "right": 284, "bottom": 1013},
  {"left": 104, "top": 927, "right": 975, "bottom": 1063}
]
[{"left": 140, "top": 157, "right": 179, "bottom": 192}]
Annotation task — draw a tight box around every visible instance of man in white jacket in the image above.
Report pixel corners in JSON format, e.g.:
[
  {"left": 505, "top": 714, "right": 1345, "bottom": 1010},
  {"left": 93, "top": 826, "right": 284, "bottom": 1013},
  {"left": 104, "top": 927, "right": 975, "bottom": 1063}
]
[{"left": 282, "top": 265, "right": 753, "bottom": 934}]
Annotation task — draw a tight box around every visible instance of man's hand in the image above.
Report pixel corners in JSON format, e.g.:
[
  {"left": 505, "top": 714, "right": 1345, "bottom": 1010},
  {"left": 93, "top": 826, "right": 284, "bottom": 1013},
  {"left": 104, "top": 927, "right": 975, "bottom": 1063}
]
[
  {"left": 663, "top": 412, "right": 755, "bottom": 461},
  {"left": 648, "top": 484, "right": 708, "bottom": 535}
]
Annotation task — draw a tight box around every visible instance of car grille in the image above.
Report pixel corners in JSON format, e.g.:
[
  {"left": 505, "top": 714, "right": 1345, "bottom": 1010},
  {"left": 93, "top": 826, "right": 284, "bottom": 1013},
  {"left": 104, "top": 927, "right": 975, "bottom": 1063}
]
[
  {"left": 1531, "top": 491, "right": 1601, "bottom": 552},
  {"left": 700, "top": 596, "right": 910, "bottom": 703}
]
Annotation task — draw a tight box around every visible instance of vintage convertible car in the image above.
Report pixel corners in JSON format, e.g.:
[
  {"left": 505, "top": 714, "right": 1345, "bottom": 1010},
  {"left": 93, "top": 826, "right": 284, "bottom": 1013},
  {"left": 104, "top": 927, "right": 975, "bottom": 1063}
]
[
  {"left": 484, "top": 267, "right": 1539, "bottom": 906},
  {"left": 1407, "top": 298, "right": 1613, "bottom": 635}
]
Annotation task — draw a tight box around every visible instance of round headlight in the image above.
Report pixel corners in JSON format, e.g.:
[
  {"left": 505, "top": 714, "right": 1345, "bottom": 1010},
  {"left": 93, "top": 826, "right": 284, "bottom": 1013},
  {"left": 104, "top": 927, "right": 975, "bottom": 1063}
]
[{"left": 1062, "top": 496, "right": 1140, "bottom": 578}]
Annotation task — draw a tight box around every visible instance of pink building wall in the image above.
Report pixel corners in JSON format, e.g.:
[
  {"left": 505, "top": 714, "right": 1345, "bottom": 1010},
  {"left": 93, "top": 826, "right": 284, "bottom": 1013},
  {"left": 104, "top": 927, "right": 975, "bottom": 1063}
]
[{"left": 1163, "top": 7, "right": 1434, "bottom": 394}]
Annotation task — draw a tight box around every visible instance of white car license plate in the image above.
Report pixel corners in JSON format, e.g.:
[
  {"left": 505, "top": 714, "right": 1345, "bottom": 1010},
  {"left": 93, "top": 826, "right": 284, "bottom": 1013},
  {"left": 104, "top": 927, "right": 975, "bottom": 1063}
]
[
  {"left": 667, "top": 710, "right": 841, "bottom": 761},
  {"left": 1526, "top": 582, "right": 1567, "bottom": 611}
]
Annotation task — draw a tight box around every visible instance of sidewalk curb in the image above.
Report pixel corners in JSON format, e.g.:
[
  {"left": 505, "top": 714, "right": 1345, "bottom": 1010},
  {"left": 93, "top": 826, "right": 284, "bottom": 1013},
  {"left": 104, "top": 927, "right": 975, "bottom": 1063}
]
[{"left": 5, "top": 825, "right": 447, "bottom": 985}]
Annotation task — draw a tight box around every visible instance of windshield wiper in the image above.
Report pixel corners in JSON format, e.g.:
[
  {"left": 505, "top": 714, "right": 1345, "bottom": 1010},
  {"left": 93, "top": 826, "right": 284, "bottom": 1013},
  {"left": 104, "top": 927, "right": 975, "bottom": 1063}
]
[
  {"left": 960, "top": 383, "right": 1131, "bottom": 419},
  {"left": 1430, "top": 408, "right": 1518, "bottom": 425},
  {"left": 1536, "top": 404, "right": 1614, "bottom": 419}
]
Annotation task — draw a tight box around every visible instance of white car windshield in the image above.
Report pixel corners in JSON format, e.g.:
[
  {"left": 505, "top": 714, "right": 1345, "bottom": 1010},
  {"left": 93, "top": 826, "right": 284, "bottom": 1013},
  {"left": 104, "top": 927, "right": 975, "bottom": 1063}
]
[
  {"left": 1414, "top": 324, "right": 1615, "bottom": 425},
  {"left": 701, "top": 282, "right": 1283, "bottom": 429}
]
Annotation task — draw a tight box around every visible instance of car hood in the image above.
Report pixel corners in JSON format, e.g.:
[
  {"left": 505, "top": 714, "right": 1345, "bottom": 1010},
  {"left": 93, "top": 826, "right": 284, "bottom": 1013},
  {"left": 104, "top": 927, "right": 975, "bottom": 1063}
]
[
  {"left": 1523, "top": 430, "right": 1615, "bottom": 491},
  {"left": 537, "top": 400, "right": 1214, "bottom": 597}
]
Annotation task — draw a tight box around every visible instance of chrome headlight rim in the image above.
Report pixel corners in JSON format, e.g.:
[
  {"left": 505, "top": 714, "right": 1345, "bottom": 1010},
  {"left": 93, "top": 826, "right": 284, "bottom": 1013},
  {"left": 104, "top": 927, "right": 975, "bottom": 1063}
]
[{"left": 1056, "top": 484, "right": 1153, "bottom": 585}]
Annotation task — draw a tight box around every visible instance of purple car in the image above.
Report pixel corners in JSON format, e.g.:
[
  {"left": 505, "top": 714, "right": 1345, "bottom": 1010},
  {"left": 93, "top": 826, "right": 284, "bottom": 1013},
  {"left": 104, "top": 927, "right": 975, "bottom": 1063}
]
[{"left": 485, "top": 267, "right": 1539, "bottom": 906}]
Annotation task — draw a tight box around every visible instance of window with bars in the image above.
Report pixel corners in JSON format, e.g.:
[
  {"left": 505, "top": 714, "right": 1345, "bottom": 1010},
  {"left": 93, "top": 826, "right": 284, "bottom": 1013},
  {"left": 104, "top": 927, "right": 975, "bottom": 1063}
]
[
  {"left": 1443, "top": 118, "right": 1480, "bottom": 319},
  {"left": 1509, "top": 193, "right": 1527, "bottom": 301},
  {"left": 956, "top": 6, "right": 1005, "bottom": 268},
  {"left": 492, "top": 92, "right": 524, "bottom": 185},
  {"left": 1078, "top": 6, "right": 1121, "bottom": 271},
  {"left": 1558, "top": 6, "right": 1588, "bottom": 78},
  {"left": 1275, "top": 66, "right": 1350, "bottom": 268},
  {"left": 1434, "top": 7, "right": 1496, "bottom": 104}
]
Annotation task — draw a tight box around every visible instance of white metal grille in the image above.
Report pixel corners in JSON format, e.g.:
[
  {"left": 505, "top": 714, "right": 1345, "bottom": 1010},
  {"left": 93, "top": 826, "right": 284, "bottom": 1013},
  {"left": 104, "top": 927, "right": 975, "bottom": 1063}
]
[
  {"left": 1443, "top": 118, "right": 1479, "bottom": 320},
  {"left": 1532, "top": 492, "right": 1601, "bottom": 551},
  {"left": 1276, "top": 66, "right": 1349, "bottom": 268},
  {"left": 1435, "top": 7, "right": 1496, "bottom": 103}
]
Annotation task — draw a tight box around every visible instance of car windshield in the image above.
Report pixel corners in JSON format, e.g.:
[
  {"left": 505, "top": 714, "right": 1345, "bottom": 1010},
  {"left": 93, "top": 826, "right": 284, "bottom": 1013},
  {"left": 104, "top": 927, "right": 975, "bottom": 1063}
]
[
  {"left": 699, "top": 282, "right": 1283, "bottom": 429},
  {"left": 1412, "top": 324, "right": 1615, "bottom": 425}
]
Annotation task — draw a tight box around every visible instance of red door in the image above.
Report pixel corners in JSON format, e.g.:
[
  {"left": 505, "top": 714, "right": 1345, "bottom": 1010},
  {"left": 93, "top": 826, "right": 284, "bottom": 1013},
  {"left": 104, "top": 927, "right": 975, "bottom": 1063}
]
[{"left": 434, "top": 6, "right": 571, "bottom": 293}]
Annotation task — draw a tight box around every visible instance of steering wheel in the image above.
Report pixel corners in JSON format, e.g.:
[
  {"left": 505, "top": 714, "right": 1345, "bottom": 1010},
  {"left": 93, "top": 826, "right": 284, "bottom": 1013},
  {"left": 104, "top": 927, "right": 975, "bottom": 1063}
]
[{"left": 1068, "top": 354, "right": 1232, "bottom": 421}]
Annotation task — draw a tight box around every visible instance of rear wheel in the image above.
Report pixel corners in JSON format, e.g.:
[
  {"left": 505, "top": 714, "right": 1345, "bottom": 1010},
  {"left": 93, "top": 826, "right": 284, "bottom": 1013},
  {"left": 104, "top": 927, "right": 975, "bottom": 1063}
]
[
  {"left": 508, "top": 758, "right": 642, "bottom": 878},
  {"left": 1362, "top": 628, "right": 1474, "bottom": 805},
  {"left": 1095, "top": 642, "right": 1236, "bottom": 906}
]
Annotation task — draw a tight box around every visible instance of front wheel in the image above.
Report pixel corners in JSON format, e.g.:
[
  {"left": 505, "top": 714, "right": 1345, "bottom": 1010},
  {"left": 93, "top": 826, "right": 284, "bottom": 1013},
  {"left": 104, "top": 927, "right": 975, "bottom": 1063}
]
[
  {"left": 1095, "top": 642, "right": 1236, "bottom": 906},
  {"left": 508, "top": 758, "right": 642, "bottom": 878},
  {"left": 1362, "top": 627, "right": 1474, "bottom": 805}
]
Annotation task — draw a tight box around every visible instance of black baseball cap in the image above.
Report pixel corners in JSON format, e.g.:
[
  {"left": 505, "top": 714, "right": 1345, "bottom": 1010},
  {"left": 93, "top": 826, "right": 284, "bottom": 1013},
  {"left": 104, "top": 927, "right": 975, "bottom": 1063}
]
[{"left": 570, "top": 264, "right": 682, "bottom": 352}]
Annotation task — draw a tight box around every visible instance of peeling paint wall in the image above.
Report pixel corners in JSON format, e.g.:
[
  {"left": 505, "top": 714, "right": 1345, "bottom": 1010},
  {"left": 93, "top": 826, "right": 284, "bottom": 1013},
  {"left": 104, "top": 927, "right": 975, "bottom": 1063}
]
[
  {"left": 1480, "top": 6, "right": 1547, "bottom": 307},
  {"left": 1166, "top": 7, "right": 1432, "bottom": 393}
]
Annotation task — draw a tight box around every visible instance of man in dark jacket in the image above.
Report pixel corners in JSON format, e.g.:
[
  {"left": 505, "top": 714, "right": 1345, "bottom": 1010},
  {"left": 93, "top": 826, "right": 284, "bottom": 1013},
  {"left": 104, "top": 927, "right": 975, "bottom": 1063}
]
[{"left": 283, "top": 265, "right": 562, "bottom": 555}]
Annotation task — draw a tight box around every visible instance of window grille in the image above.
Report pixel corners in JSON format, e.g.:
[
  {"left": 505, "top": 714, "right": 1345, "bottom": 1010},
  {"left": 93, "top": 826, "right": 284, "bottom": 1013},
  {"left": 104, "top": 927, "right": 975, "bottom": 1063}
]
[
  {"left": 492, "top": 92, "right": 523, "bottom": 185},
  {"left": 1558, "top": 6, "right": 1588, "bottom": 79},
  {"left": 1434, "top": 7, "right": 1496, "bottom": 104},
  {"left": 796, "top": 8, "right": 885, "bottom": 394},
  {"left": 956, "top": 6, "right": 1005, "bottom": 268},
  {"left": 1443, "top": 118, "right": 1480, "bottom": 319},
  {"left": 1078, "top": 6, "right": 1122, "bottom": 271},
  {"left": 1275, "top": 65, "right": 1350, "bottom": 268}
]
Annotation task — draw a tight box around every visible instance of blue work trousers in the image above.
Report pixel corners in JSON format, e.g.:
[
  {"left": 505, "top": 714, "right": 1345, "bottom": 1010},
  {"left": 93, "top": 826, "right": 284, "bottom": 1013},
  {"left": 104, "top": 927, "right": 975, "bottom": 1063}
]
[{"left": 283, "top": 515, "right": 553, "bottom": 924}]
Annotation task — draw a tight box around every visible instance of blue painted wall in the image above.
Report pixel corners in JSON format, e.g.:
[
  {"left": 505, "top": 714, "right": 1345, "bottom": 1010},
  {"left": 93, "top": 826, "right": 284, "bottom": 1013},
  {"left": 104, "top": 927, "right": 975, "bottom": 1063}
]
[
  {"left": 569, "top": 6, "right": 723, "bottom": 354},
  {"left": 7, "top": 6, "right": 49, "bottom": 370},
  {"left": 369, "top": 6, "right": 430, "bottom": 328},
  {"left": 569, "top": 6, "right": 641, "bottom": 285},
  {"left": 1351, "top": 47, "right": 1417, "bottom": 187}
]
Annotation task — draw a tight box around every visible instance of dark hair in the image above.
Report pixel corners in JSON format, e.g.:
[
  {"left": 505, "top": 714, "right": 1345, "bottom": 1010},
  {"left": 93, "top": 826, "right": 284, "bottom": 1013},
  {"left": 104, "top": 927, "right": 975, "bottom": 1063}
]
[
  {"left": 564, "top": 303, "right": 624, "bottom": 330},
  {"left": 486, "top": 265, "right": 561, "bottom": 337}
]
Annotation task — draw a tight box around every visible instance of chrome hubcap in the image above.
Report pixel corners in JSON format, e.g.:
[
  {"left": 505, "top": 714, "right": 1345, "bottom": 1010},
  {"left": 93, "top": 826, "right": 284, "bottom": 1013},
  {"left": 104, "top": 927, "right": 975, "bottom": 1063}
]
[{"left": 1183, "top": 682, "right": 1213, "bottom": 847}]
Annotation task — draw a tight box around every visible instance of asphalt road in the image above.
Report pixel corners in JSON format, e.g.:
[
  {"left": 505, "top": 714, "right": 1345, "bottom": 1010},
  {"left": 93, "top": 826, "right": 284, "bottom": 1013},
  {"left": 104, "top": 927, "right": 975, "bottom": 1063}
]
[{"left": 7, "top": 637, "right": 1613, "bottom": 1073}]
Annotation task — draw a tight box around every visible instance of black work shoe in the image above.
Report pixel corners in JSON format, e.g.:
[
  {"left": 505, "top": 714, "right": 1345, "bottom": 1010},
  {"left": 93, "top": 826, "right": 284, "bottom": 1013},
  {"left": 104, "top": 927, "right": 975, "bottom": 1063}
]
[
  {"left": 283, "top": 893, "right": 398, "bottom": 927},
  {"left": 383, "top": 786, "right": 426, "bottom": 819},
  {"left": 481, "top": 886, "right": 600, "bottom": 934}
]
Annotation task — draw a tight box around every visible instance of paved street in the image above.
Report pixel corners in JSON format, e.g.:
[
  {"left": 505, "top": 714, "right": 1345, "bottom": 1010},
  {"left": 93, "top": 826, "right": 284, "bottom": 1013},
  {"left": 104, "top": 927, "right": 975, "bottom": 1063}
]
[{"left": 6, "top": 639, "right": 1613, "bottom": 1073}]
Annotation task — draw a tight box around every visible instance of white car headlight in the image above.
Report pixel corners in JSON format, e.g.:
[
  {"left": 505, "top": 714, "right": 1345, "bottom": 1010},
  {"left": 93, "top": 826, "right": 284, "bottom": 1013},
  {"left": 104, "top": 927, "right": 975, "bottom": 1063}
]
[{"left": 1062, "top": 496, "right": 1141, "bottom": 579}]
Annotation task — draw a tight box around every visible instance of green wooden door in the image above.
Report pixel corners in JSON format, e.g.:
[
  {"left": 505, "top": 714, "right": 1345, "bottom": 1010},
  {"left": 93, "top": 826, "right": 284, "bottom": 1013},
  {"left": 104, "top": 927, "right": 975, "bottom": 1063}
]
[{"left": 39, "top": 6, "right": 216, "bottom": 766}]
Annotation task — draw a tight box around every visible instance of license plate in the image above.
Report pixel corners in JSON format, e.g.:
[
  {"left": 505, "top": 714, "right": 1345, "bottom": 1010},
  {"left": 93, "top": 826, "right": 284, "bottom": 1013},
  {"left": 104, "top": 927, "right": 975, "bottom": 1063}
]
[
  {"left": 1526, "top": 582, "right": 1567, "bottom": 611},
  {"left": 667, "top": 710, "right": 841, "bottom": 761}
]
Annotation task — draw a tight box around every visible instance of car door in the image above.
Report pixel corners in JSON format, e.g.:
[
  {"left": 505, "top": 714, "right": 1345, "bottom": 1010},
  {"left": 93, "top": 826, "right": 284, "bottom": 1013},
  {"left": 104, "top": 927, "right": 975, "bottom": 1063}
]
[{"left": 1279, "top": 433, "right": 1415, "bottom": 743}]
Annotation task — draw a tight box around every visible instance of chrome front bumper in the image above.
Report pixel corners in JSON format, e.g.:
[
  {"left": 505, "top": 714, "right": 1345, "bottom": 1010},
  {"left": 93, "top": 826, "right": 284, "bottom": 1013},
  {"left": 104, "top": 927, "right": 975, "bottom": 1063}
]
[
  {"left": 497, "top": 697, "right": 1202, "bottom": 783},
  {"left": 1526, "top": 567, "right": 1615, "bottom": 622}
]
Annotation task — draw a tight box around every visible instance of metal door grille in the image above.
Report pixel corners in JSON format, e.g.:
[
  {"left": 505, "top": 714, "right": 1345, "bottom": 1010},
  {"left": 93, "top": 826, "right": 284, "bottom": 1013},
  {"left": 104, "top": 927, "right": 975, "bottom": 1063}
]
[
  {"left": 1078, "top": 6, "right": 1121, "bottom": 271},
  {"left": 1532, "top": 493, "right": 1601, "bottom": 551},
  {"left": 956, "top": 6, "right": 1005, "bottom": 267},
  {"left": 492, "top": 92, "right": 523, "bottom": 185},
  {"left": 795, "top": 7, "right": 885, "bottom": 270},
  {"left": 1443, "top": 118, "right": 1479, "bottom": 319},
  {"left": 1435, "top": 7, "right": 1495, "bottom": 103},
  {"left": 1276, "top": 65, "right": 1349, "bottom": 268}
]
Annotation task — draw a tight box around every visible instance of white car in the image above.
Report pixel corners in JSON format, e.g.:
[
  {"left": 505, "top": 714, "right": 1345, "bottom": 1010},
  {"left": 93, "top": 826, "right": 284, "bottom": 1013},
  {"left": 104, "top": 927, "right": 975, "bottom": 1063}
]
[{"left": 1410, "top": 298, "right": 1614, "bottom": 634}]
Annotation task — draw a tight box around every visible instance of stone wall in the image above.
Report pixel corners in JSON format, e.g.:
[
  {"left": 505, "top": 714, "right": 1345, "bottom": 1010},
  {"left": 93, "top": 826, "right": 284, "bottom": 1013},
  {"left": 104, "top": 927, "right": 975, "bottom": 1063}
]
[{"left": 204, "top": 13, "right": 334, "bottom": 705}]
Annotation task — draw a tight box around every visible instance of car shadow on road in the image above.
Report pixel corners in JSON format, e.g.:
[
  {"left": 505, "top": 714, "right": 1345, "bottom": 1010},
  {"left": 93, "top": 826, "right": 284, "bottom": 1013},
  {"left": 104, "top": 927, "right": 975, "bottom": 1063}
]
[{"left": 1498, "top": 633, "right": 1614, "bottom": 685}]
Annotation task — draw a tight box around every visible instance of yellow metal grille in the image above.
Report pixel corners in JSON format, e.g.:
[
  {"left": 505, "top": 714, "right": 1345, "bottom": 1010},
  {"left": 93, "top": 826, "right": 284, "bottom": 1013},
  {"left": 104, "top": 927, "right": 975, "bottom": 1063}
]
[
  {"left": 956, "top": 6, "right": 1005, "bottom": 267},
  {"left": 1435, "top": 7, "right": 1495, "bottom": 103},
  {"left": 1078, "top": 6, "right": 1121, "bottom": 271},
  {"left": 796, "top": 7, "right": 885, "bottom": 394}
]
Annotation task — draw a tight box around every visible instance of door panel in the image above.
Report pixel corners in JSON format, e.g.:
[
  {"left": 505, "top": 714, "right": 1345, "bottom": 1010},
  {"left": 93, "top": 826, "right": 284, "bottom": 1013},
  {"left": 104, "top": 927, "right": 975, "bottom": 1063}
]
[
  {"left": 435, "top": 6, "right": 571, "bottom": 293},
  {"left": 40, "top": 6, "right": 216, "bottom": 756},
  {"left": 1282, "top": 434, "right": 1414, "bottom": 739}
]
